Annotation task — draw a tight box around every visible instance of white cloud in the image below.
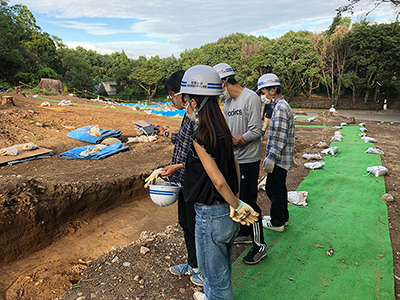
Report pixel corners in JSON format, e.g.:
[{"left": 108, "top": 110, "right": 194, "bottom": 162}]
[
  {"left": 66, "top": 41, "right": 180, "bottom": 59},
  {"left": 52, "top": 21, "right": 134, "bottom": 35},
  {"left": 12, "top": 0, "right": 398, "bottom": 58}
]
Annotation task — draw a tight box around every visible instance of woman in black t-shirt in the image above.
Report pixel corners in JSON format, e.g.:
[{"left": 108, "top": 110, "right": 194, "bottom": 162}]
[{"left": 177, "top": 65, "right": 259, "bottom": 300}]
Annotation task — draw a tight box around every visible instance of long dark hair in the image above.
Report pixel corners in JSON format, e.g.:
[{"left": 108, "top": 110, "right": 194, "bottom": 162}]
[
  {"left": 165, "top": 70, "right": 185, "bottom": 94},
  {"left": 190, "top": 95, "right": 234, "bottom": 159}
]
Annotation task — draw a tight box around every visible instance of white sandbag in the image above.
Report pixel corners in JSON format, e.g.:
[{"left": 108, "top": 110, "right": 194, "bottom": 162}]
[
  {"left": 329, "top": 106, "right": 336, "bottom": 113},
  {"left": 365, "top": 147, "right": 384, "bottom": 155},
  {"left": 381, "top": 193, "right": 394, "bottom": 202},
  {"left": 331, "top": 135, "right": 343, "bottom": 142},
  {"left": 302, "top": 154, "right": 322, "bottom": 160},
  {"left": 79, "top": 144, "right": 107, "bottom": 157},
  {"left": 365, "top": 166, "right": 388, "bottom": 177},
  {"left": 58, "top": 100, "right": 73, "bottom": 106},
  {"left": 0, "top": 147, "right": 18, "bottom": 156},
  {"left": 321, "top": 147, "right": 338, "bottom": 155},
  {"left": 41, "top": 101, "right": 51, "bottom": 107},
  {"left": 127, "top": 135, "right": 157, "bottom": 143},
  {"left": 307, "top": 117, "right": 317, "bottom": 122},
  {"left": 360, "top": 127, "right": 368, "bottom": 132},
  {"left": 288, "top": 191, "right": 308, "bottom": 206},
  {"left": 340, "top": 122, "right": 348, "bottom": 126},
  {"left": 362, "top": 136, "right": 377, "bottom": 143},
  {"left": 334, "top": 131, "right": 342, "bottom": 136},
  {"left": 304, "top": 161, "right": 325, "bottom": 170},
  {"left": 359, "top": 123, "right": 365, "bottom": 127},
  {"left": 334, "top": 126, "right": 342, "bottom": 129},
  {"left": 22, "top": 142, "right": 39, "bottom": 151},
  {"left": 88, "top": 125, "right": 101, "bottom": 137}
]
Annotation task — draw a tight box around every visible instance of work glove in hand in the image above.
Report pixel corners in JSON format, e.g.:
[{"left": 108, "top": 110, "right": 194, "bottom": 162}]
[
  {"left": 230, "top": 200, "right": 259, "bottom": 226},
  {"left": 263, "top": 157, "right": 275, "bottom": 173},
  {"left": 144, "top": 168, "right": 164, "bottom": 188}
]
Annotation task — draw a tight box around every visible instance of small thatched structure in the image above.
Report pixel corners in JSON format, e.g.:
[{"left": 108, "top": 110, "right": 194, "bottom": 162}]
[{"left": 36, "top": 78, "right": 63, "bottom": 94}]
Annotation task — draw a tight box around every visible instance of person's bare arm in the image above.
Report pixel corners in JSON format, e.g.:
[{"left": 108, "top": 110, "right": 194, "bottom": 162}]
[{"left": 193, "top": 141, "right": 240, "bottom": 208}]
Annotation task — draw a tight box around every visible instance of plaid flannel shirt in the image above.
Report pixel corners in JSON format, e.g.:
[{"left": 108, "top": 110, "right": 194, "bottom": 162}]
[
  {"left": 265, "top": 96, "right": 295, "bottom": 171},
  {"left": 170, "top": 115, "right": 195, "bottom": 182}
]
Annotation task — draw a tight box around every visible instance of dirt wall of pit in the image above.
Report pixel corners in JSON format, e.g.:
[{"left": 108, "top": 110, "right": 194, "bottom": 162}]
[{"left": 0, "top": 175, "right": 147, "bottom": 264}]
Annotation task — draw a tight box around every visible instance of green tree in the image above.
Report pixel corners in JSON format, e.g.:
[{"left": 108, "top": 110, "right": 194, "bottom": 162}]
[
  {"left": 254, "top": 31, "right": 322, "bottom": 97},
  {"left": 0, "top": 1, "right": 30, "bottom": 84},
  {"left": 129, "top": 56, "right": 164, "bottom": 101},
  {"left": 350, "top": 20, "right": 400, "bottom": 103}
]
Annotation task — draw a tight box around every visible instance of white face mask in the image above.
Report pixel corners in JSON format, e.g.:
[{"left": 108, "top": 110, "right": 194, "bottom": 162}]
[
  {"left": 261, "top": 95, "right": 271, "bottom": 105},
  {"left": 184, "top": 101, "right": 196, "bottom": 122},
  {"left": 221, "top": 88, "right": 230, "bottom": 101}
]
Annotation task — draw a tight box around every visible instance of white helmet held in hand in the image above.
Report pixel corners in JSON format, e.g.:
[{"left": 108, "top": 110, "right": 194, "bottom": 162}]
[
  {"left": 149, "top": 181, "right": 182, "bottom": 207},
  {"left": 178, "top": 65, "right": 223, "bottom": 96},
  {"left": 256, "top": 73, "right": 281, "bottom": 92},
  {"left": 213, "top": 63, "right": 235, "bottom": 80}
]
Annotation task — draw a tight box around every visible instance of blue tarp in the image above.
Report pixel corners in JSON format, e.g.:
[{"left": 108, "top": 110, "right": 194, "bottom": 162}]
[
  {"left": 67, "top": 125, "right": 122, "bottom": 144},
  {"left": 60, "top": 142, "right": 129, "bottom": 160},
  {"left": 117, "top": 101, "right": 185, "bottom": 118}
]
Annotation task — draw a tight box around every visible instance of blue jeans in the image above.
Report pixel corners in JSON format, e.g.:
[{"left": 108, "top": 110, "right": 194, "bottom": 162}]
[{"left": 195, "top": 202, "right": 240, "bottom": 300}]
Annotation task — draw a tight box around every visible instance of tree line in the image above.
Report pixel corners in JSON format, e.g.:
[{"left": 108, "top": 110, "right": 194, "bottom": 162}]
[{"left": 1, "top": 0, "right": 399, "bottom": 106}]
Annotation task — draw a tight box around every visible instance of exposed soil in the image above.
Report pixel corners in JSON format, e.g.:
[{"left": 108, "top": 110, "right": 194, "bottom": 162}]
[{"left": 0, "top": 93, "right": 399, "bottom": 300}]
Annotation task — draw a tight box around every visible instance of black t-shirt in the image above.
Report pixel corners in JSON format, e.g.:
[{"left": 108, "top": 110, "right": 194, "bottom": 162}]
[{"left": 183, "top": 125, "right": 238, "bottom": 205}]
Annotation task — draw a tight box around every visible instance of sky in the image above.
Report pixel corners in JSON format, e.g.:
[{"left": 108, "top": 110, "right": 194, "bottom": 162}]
[{"left": 9, "top": 0, "right": 399, "bottom": 60}]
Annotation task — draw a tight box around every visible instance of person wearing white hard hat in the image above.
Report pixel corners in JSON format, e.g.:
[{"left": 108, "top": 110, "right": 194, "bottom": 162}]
[
  {"left": 179, "top": 65, "right": 259, "bottom": 300},
  {"left": 213, "top": 62, "right": 267, "bottom": 265},
  {"left": 256, "top": 73, "right": 295, "bottom": 232},
  {"left": 152, "top": 70, "right": 206, "bottom": 286}
]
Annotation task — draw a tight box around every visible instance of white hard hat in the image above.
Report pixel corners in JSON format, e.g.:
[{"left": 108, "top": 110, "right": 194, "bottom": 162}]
[
  {"left": 149, "top": 181, "right": 182, "bottom": 207},
  {"left": 177, "top": 65, "right": 223, "bottom": 96},
  {"left": 213, "top": 63, "right": 235, "bottom": 80},
  {"left": 256, "top": 73, "right": 281, "bottom": 92}
]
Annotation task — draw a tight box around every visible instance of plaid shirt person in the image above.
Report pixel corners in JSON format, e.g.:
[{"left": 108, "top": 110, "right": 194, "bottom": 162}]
[
  {"left": 170, "top": 115, "right": 195, "bottom": 182},
  {"left": 265, "top": 96, "right": 295, "bottom": 171}
]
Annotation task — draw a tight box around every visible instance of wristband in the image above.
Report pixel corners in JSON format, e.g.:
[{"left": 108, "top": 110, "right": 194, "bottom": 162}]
[{"left": 235, "top": 200, "right": 242, "bottom": 211}]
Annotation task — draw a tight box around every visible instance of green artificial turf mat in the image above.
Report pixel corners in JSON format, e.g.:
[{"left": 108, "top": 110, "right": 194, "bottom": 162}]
[{"left": 232, "top": 125, "right": 394, "bottom": 300}]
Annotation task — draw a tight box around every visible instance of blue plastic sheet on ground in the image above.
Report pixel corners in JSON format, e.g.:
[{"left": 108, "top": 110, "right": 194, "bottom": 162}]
[
  {"left": 67, "top": 125, "right": 122, "bottom": 144},
  {"left": 7, "top": 153, "right": 54, "bottom": 165},
  {"left": 117, "top": 101, "right": 185, "bottom": 118},
  {"left": 60, "top": 142, "right": 129, "bottom": 160}
]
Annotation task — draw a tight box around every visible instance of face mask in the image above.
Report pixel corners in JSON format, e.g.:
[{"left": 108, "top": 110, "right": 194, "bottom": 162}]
[
  {"left": 261, "top": 95, "right": 271, "bottom": 105},
  {"left": 184, "top": 101, "right": 197, "bottom": 122},
  {"left": 220, "top": 82, "right": 230, "bottom": 101}
]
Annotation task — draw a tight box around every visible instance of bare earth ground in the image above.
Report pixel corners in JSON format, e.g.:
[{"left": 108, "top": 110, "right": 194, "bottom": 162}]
[{"left": 0, "top": 93, "right": 399, "bottom": 300}]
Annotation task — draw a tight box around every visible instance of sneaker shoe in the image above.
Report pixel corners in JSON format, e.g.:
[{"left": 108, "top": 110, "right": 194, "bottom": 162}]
[
  {"left": 234, "top": 235, "right": 253, "bottom": 245},
  {"left": 262, "top": 219, "right": 285, "bottom": 232},
  {"left": 190, "top": 272, "right": 205, "bottom": 286},
  {"left": 193, "top": 292, "right": 205, "bottom": 300},
  {"left": 263, "top": 215, "right": 288, "bottom": 227},
  {"left": 242, "top": 247, "right": 268, "bottom": 265},
  {"left": 169, "top": 262, "right": 198, "bottom": 276}
]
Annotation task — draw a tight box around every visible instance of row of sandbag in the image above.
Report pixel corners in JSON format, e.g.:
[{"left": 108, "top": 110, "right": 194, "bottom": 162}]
[{"left": 301, "top": 123, "right": 388, "bottom": 177}]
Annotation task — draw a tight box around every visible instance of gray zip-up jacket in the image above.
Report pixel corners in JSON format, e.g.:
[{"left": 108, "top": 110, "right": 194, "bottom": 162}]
[{"left": 223, "top": 88, "right": 263, "bottom": 164}]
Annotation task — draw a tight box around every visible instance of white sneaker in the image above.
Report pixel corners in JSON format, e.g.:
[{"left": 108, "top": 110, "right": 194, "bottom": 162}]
[
  {"left": 262, "top": 219, "right": 284, "bottom": 232},
  {"left": 193, "top": 292, "right": 205, "bottom": 300},
  {"left": 263, "top": 215, "right": 288, "bottom": 226}
]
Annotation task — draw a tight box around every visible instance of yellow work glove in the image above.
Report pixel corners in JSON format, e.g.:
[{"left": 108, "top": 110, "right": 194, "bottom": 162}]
[
  {"left": 230, "top": 200, "right": 259, "bottom": 226},
  {"left": 144, "top": 168, "right": 165, "bottom": 188}
]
